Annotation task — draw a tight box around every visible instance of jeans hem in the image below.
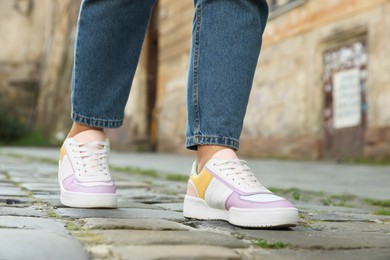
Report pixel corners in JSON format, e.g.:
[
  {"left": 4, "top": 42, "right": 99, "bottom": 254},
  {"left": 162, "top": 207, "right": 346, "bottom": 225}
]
[
  {"left": 71, "top": 112, "right": 123, "bottom": 128},
  {"left": 186, "top": 135, "right": 239, "bottom": 151}
]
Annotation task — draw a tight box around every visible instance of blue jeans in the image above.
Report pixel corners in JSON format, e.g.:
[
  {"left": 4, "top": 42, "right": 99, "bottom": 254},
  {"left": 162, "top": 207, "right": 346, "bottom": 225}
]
[{"left": 71, "top": 0, "right": 268, "bottom": 151}]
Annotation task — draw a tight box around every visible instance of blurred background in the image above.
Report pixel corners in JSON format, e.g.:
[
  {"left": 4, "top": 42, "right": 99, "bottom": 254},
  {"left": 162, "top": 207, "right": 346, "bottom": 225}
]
[{"left": 0, "top": 0, "right": 389, "bottom": 161}]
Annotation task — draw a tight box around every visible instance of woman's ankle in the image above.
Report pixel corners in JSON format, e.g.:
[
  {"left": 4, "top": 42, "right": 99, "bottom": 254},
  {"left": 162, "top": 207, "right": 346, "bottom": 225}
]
[
  {"left": 68, "top": 122, "right": 104, "bottom": 138},
  {"left": 196, "top": 145, "right": 234, "bottom": 173}
]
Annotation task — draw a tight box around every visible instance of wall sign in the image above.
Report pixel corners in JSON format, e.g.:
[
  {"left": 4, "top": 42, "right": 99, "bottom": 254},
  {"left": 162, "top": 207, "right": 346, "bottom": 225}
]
[{"left": 332, "top": 68, "right": 361, "bottom": 129}]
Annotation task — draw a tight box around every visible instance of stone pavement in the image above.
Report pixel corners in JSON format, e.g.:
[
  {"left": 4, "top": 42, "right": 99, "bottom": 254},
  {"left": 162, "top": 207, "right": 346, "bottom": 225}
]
[{"left": 0, "top": 147, "right": 389, "bottom": 260}]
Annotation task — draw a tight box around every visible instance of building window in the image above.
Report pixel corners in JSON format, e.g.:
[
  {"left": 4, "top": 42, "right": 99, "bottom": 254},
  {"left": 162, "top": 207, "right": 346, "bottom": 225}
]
[{"left": 269, "top": 0, "right": 307, "bottom": 18}]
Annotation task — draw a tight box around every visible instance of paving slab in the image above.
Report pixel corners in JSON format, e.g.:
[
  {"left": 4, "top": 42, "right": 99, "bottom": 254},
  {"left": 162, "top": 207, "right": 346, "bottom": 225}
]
[
  {"left": 236, "top": 221, "right": 390, "bottom": 249},
  {"left": 82, "top": 218, "right": 192, "bottom": 231},
  {"left": 96, "top": 230, "right": 248, "bottom": 248},
  {"left": 0, "top": 196, "right": 33, "bottom": 205},
  {"left": 32, "top": 192, "right": 60, "bottom": 200},
  {"left": 56, "top": 207, "right": 184, "bottom": 220},
  {"left": 19, "top": 183, "right": 59, "bottom": 191},
  {"left": 113, "top": 245, "right": 241, "bottom": 260},
  {"left": 0, "top": 216, "right": 67, "bottom": 233},
  {"left": 297, "top": 204, "right": 374, "bottom": 214},
  {"left": 114, "top": 180, "right": 152, "bottom": 188},
  {"left": 247, "top": 248, "right": 390, "bottom": 260},
  {"left": 118, "top": 189, "right": 182, "bottom": 204},
  {"left": 0, "top": 182, "right": 17, "bottom": 187},
  {"left": 116, "top": 201, "right": 164, "bottom": 210},
  {"left": 0, "top": 187, "right": 29, "bottom": 196},
  {"left": 0, "top": 207, "right": 46, "bottom": 217},
  {"left": 0, "top": 229, "right": 88, "bottom": 260},
  {"left": 155, "top": 203, "right": 184, "bottom": 212},
  {"left": 309, "top": 211, "right": 390, "bottom": 222}
]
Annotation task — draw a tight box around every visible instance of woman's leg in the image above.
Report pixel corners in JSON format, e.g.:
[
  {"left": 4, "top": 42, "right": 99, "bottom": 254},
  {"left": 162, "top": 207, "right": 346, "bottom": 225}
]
[
  {"left": 71, "top": 0, "right": 156, "bottom": 134},
  {"left": 59, "top": 0, "right": 156, "bottom": 208},
  {"left": 185, "top": 0, "right": 269, "bottom": 169},
  {"left": 183, "top": 0, "right": 298, "bottom": 228}
]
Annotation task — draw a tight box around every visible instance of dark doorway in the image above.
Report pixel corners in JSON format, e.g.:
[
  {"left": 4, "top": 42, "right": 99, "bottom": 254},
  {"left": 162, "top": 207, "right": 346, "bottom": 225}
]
[{"left": 322, "top": 39, "right": 368, "bottom": 159}]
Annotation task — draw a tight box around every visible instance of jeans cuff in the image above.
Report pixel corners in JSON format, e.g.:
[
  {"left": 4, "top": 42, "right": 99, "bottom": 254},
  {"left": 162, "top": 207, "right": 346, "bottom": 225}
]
[
  {"left": 71, "top": 112, "right": 123, "bottom": 128},
  {"left": 185, "top": 135, "right": 240, "bottom": 151}
]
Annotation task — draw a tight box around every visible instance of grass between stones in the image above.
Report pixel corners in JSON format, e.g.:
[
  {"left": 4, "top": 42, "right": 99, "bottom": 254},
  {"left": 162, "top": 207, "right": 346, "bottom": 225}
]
[
  {"left": 363, "top": 198, "right": 390, "bottom": 207},
  {"left": 65, "top": 221, "right": 85, "bottom": 231},
  {"left": 47, "top": 209, "right": 62, "bottom": 219},
  {"left": 362, "top": 199, "right": 390, "bottom": 215},
  {"left": 320, "top": 194, "right": 356, "bottom": 208},
  {"left": 166, "top": 174, "right": 189, "bottom": 182},
  {"left": 374, "top": 208, "right": 390, "bottom": 216},
  {"left": 268, "top": 187, "right": 315, "bottom": 202},
  {"left": 252, "top": 239, "right": 289, "bottom": 249},
  {"left": 72, "top": 232, "right": 105, "bottom": 245}
]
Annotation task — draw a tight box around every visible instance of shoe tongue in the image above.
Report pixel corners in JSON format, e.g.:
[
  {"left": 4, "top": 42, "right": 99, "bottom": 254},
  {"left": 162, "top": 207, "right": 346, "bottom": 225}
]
[
  {"left": 212, "top": 149, "right": 238, "bottom": 160},
  {"left": 73, "top": 130, "right": 106, "bottom": 143}
]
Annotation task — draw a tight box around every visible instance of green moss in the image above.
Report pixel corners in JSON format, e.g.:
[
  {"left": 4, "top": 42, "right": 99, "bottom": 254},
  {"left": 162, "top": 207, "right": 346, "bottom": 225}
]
[
  {"left": 321, "top": 193, "right": 355, "bottom": 208},
  {"left": 73, "top": 232, "right": 104, "bottom": 244},
  {"left": 166, "top": 174, "right": 188, "bottom": 182},
  {"left": 12, "top": 131, "right": 57, "bottom": 146},
  {"left": 253, "top": 239, "right": 289, "bottom": 249},
  {"left": 47, "top": 209, "right": 61, "bottom": 219},
  {"left": 65, "top": 222, "right": 84, "bottom": 231},
  {"left": 268, "top": 187, "right": 304, "bottom": 201},
  {"left": 363, "top": 198, "right": 390, "bottom": 208},
  {"left": 292, "top": 190, "right": 301, "bottom": 200},
  {"left": 374, "top": 208, "right": 390, "bottom": 216},
  {"left": 329, "top": 194, "right": 357, "bottom": 201},
  {"left": 163, "top": 191, "right": 178, "bottom": 196}
]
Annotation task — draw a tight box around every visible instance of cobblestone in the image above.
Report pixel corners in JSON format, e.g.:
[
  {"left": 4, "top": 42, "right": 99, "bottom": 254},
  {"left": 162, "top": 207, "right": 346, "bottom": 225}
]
[{"left": 0, "top": 148, "right": 389, "bottom": 259}]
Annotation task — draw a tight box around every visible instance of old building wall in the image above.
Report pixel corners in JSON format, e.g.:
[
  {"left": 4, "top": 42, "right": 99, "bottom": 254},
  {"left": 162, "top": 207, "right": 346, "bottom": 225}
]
[
  {"left": 0, "top": 0, "right": 151, "bottom": 146},
  {"left": 156, "top": 0, "right": 390, "bottom": 159},
  {"left": 156, "top": 0, "right": 193, "bottom": 154},
  {"left": 0, "top": 0, "right": 46, "bottom": 125},
  {"left": 242, "top": 0, "right": 390, "bottom": 159},
  {"left": 34, "top": 0, "right": 81, "bottom": 140}
]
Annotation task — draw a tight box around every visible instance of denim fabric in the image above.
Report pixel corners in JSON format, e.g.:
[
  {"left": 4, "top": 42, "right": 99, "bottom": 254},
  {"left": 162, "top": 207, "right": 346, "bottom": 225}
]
[
  {"left": 71, "top": 0, "right": 157, "bottom": 128},
  {"left": 186, "top": 0, "right": 269, "bottom": 150},
  {"left": 71, "top": 0, "right": 268, "bottom": 150}
]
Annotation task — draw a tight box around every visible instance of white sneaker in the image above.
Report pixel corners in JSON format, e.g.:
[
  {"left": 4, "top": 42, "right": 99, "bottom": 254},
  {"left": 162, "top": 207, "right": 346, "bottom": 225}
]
[
  {"left": 183, "top": 149, "right": 298, "bottom": 227},
  {"left": 58, "top": 132, "right": 118, "bottom": 208}
]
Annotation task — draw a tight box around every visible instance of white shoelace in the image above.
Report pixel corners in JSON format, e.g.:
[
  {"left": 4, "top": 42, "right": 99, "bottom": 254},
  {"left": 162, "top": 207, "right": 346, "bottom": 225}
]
[
  {"left": 214, "top": 159, "right": 263, "bottom": 189},
  {"left": 72, "top": 141, "right": 109, "bottom": 177}
]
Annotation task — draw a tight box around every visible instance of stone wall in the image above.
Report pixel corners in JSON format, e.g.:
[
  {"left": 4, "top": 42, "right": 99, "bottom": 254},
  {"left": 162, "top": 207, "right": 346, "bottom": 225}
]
[
  {"left": 0, "top": 0, "right": 46, "bottom": 126},
  {"left": 156, "top": 0, "right": 390, "bottom": 159},
  {"left": 0, "top": 0, "right": 150, "bottom": 147},
  {"left": 156, "top": 0, "right": 193, "bottom": 154}
]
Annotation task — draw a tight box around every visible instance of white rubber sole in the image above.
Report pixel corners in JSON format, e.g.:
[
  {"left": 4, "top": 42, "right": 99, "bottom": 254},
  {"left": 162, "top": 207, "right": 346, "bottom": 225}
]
[
  {"left": 58, "top": 162, "right": 118, "bottom": 208},
  {"left": 60, "top": 189, "right": 118, "bottom": 208},
  {"left": 183, "top": 195, "right": 298, "bottom": 228}
]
